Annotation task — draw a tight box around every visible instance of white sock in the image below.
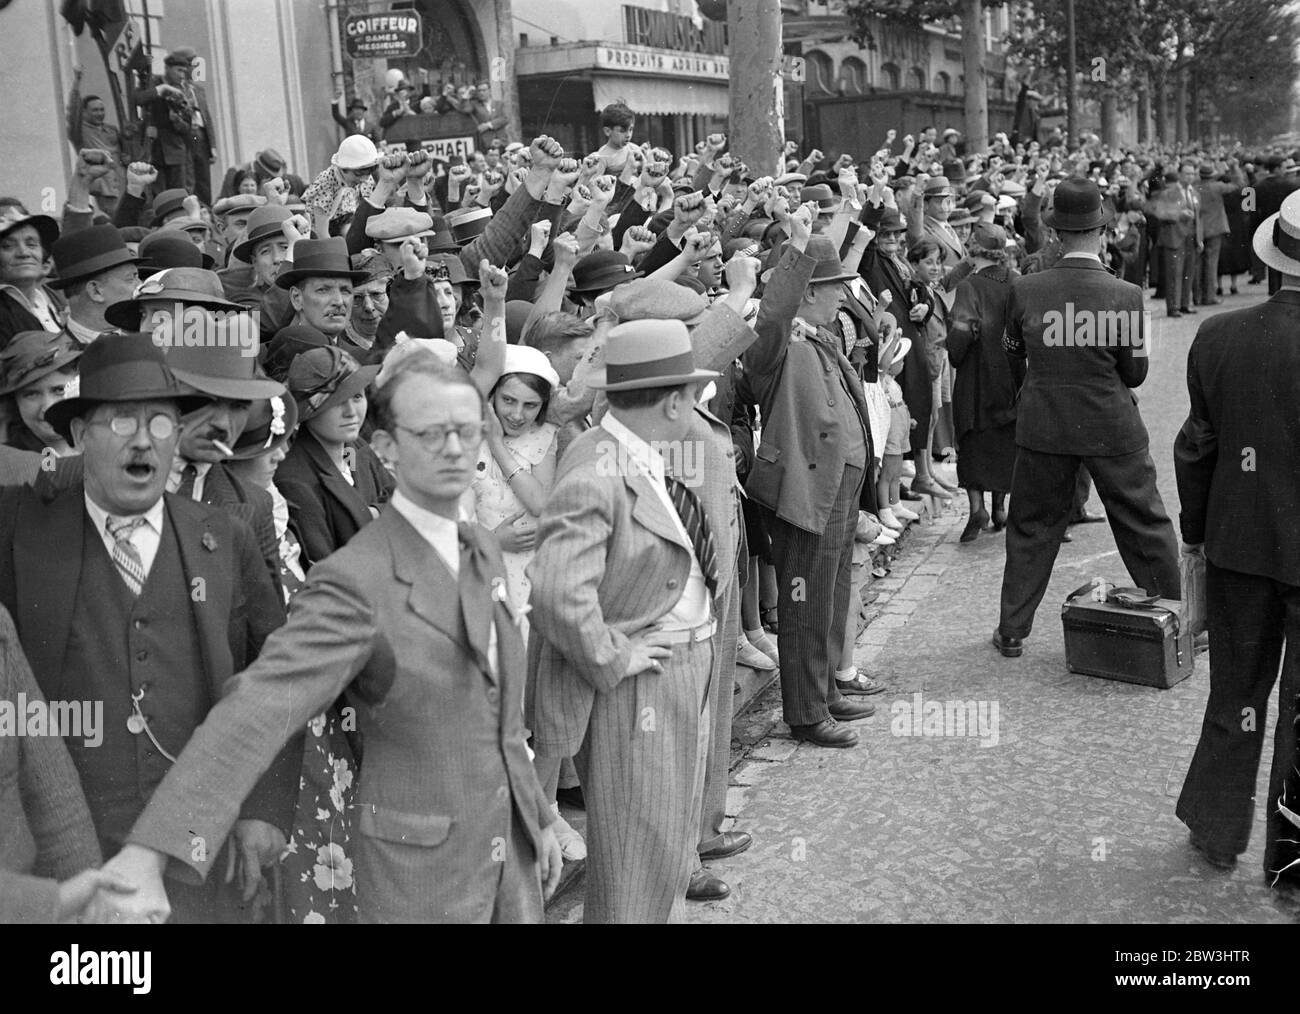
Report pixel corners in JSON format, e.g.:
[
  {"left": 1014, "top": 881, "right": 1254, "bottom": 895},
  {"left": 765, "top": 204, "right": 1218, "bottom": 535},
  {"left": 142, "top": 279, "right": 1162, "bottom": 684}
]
[
  {"left": 834, "top": 666, "right": 857, "bottom": 682},
  {"left": 744, "top": 627, "right": 767, "bottom": 640}
]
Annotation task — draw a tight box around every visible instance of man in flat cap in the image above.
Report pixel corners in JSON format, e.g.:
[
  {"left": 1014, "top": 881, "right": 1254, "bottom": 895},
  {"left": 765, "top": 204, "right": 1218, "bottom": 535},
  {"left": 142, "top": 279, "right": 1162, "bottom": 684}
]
[{"left": 137, "top": 47, "right": 216, "bottom": 204}]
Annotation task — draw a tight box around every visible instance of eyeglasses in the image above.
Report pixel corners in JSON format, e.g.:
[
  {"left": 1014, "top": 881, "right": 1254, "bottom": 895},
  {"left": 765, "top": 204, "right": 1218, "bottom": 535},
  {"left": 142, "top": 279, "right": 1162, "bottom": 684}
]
[
  {"left": 88, "top": 412, "right": 179, "bottom": 440},
  {"left": 394, "top": 421, "right": 486, "bottom": 452}
]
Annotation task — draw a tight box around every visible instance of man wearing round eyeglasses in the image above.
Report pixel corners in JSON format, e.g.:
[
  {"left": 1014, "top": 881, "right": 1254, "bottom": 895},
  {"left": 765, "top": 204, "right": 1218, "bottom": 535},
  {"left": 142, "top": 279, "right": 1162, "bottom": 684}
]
[
  {"left": 0, "top": 331, "right": 291, "bottom": 924},
  {"left": 88, "top": 352, "right": 563, "bottom": 924}
]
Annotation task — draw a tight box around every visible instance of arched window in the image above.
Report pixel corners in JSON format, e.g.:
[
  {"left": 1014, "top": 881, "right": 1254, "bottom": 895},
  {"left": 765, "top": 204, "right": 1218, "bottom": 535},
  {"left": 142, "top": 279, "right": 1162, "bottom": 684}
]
[
  {"left": 907, "top": 67, "right": 926, "bottom": 91},
  {"left": 840, "top": 56, "right": 866, "bottom": 95},
  {"left": 935, "top": 71, "right": 951, "bottom": 94},
  {"left": 805, "top": 50, "right": 835, "bottom": 95},
  {"left": 879, "top": 62, "right": 900, "bottom": 90}
]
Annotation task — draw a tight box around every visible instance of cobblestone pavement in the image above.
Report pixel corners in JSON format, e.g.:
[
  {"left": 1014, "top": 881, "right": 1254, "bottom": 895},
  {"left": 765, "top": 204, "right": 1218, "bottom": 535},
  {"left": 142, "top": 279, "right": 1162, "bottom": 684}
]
[{"left": 549, "top": 287, "right": 1300, "bottom": 923}]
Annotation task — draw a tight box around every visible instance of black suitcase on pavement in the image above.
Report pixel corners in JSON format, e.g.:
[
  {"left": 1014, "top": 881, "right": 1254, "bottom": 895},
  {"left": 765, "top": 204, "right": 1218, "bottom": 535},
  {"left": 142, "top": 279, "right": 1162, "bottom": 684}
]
[{"left": 1061, "top": 580, "right": 1193, "bottom": 689}]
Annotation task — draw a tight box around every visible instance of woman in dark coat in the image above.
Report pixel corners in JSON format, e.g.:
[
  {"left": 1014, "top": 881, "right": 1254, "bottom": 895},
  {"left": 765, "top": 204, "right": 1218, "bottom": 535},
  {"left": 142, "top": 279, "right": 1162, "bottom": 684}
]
[
  {"left": 947, "top": 223, "right": 1021, "bottom": 542},
  {"left": 275, "top": 345, "right": 393, "bottom": 569},
  {"left": 859, "top": 201, "right": 947, "bottom": 499},
  {"left": 1219, "top": 186, "right": 1252, "bottom": 294}
]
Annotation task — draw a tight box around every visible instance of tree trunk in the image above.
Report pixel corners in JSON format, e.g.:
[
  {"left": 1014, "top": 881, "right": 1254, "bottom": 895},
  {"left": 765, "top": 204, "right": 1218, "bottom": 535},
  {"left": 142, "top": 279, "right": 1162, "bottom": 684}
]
[
  {"left": 960, "top": 0, "right": 988, "bottom": 151},
  {"left": 1136, "top": 80, "right": 1149, "bottom": 144},
  {"left": 727, "top": 0, "right": 785, "bottom": 177},
  {"left": 491, "top": 0, "right": 522, "bottom": 143},
  {"left": 1099, "top": 90, "right": 1118, "bottom": 148},
  {"left": 1153, "top": 74, "right": 1167, "bottom": 143},
  {"left": 1174, "top": 64, "right": 1188, "bottom": 143},
  {"left": 1064, "top": 0, "right": 1077, "bottom": 146}
]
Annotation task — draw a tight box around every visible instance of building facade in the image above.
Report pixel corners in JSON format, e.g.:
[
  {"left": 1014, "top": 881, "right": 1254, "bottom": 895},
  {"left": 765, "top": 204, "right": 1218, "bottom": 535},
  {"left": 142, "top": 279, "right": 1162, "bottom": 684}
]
[
  {"left": 512, "top": 0, "right": 728, "bottom": 158},
  {"left": 1, "top": 0, "right": 512, "bottom": 214}
]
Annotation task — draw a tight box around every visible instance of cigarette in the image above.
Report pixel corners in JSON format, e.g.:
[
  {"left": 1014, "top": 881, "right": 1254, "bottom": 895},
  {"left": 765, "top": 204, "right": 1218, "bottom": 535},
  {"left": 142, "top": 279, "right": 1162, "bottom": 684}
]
[{"left": 212, "top": 440, "right": 235, "bottom": 457}]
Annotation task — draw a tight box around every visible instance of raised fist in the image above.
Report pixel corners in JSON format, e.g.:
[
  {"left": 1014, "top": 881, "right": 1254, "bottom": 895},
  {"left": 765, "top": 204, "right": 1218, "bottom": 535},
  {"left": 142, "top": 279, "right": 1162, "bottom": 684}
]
[
  {"left": 620, "top": 225, "right": 656, "bottom": 258},
  {"left": 282, "top": 214, "right": 311, "bottom": 244},
  {"left": 589, "top": 174, "right": 617, "bottom": 207},
  {"left": 400, "top": 236, "right": 428, "bottom": 279},
  {"left": 673, "top": 191, "right": 706, "bottom": 227},
  {"left": 126, "top": 162, "right": 158, "bottom": 188},
  {"left": 551, "top": 230, "right": 580, "bottom": 268},
  {"left": 449, "top": 164, "right": 474, "bottom": 182},
  {"left": 405, "top": 149, "right": 431, "bottom": 178},
  {"left": 724, "top": 253, "right": 760, "bottom": 294},
  {"left": 682, "top": 228, "right": 714, "bottom": 263},
  {"left": 529, "top": 135, "right": 564, "bottom": 171},
  {"left": 478, "top": 258, "right": 509, "bottom": 300}
]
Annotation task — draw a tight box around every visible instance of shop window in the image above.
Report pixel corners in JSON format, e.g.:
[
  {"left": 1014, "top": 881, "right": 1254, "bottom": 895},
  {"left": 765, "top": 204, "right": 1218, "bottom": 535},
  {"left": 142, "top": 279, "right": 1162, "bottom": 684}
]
[
  {"left": 840, "top": 57, "right": 866, "bottom": 95},
  {"left": 805, "top": 49, "right": 835, "bottom": 95},
  {"left": 879, "top": 62, "right": 900, "bottom": 91}
]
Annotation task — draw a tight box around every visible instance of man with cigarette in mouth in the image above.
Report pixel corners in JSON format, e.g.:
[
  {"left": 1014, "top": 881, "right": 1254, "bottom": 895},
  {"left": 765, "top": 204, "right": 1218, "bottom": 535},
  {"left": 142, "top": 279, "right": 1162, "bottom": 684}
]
[
  {"left": 162, "top": 313, "right": 287, "bottom": 593},
  {"left": 0, "top": 331, "right": 293, "bottom": 923}
]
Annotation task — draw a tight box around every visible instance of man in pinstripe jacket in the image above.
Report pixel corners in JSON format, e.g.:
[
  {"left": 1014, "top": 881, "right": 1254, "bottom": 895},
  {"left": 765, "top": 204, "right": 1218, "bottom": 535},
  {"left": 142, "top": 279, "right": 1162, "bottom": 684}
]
[{"left": 528, "top": 318, "right": 725, "bottom": 923}]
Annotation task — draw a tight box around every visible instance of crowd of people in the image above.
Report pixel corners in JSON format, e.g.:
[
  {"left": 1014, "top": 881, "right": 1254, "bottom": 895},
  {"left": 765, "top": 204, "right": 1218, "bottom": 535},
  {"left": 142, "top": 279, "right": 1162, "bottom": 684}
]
[{"left": 2, "top": 46, "right": 1298, "bottom": 924}]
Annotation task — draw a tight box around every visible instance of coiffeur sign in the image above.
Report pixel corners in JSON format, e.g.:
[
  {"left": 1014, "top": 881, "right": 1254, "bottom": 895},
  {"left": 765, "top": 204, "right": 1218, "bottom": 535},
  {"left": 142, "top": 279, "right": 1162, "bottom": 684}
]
[{"left": 344, "top": 12, "right": 423, "bottom": 59}]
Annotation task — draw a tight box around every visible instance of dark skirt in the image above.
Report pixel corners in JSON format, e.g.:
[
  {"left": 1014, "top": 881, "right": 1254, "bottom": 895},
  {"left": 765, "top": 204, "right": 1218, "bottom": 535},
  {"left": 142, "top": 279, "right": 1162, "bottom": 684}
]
[
  {"left": 742, "top": 494, "right": 771, "bottom": 564},
  {"left": 957, "top": 422, "right": 1017, "bottom": 492}
]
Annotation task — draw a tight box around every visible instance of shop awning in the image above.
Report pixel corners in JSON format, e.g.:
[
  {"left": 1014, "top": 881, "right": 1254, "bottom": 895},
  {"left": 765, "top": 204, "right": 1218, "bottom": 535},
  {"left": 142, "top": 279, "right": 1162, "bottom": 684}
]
[{"left": 592, "top": 75, "right": 729, "bottom": 117}]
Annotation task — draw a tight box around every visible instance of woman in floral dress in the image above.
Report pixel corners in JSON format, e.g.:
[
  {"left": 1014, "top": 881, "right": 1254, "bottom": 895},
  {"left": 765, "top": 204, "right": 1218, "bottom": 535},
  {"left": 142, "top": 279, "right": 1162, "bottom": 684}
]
[{"left": 226, "top": 391, "right": 360, "bottom": 924}]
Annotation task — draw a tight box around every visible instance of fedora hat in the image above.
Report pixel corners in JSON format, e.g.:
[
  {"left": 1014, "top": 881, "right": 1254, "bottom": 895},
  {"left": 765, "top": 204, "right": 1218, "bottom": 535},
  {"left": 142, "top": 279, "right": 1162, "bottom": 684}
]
[
  {"left": 428, "top": 253, "right": 477, "bottom": 288},
  {"left": 1197, "top": 163, "right": 1218, "bottom": 180},
  {"left": 231, "top": 204, "right": 294, "bottom": 262},
  {"left": 366, "top": 207, "right": 435, "bottom": 242},
  {"left": 1042, "top": 176, "right": 1113, "bottom": 232},
  {"left": 444, "top": 207, "right": 492, "bottom": 244},
  {"left": 331, "top": 135, "right": 380, "bottom": 172},
  {"left": 426, "top": 228, "right": 462, "bottom": 254},
  {"left": 569, "top": 250, "right": 640, "bottom": 294},
  {"left": 152, "top": 188, "right": 190, "bottom": 223},
  {"left": 805, "top": 235, "right": 859, "bottom": 286},
  {"left": 287, "top": 346, "right": 380, "bottom": 422},
  {"left": 229, "top": 392, "right": 298, "bottom": 460},
  {"left": 166, "top": 315, "right": 285, "bottom": 401},
  {"left": 106, "top": 268, "right": 245, "bottom": 330},
  {"left": 0, "top": 331, "right": 82, "bottom": 396},
  {"left": 136, "top": 231, "right": 210, "bottom": 272},
  {"left": 45, "top": 331, "right": 211, "bottom": 440},
  {"left": 801, "top": 184, "right": 839, "bottom": 213},
  {"left": 48, "top": 224, "right": 140, "bottom": 289},
  {"left": 875, "top": 207, "right": 908, "bottom": 233},
  {"left": 165, "top": 46, "right": 197, "bottom": 66},
  {"left": 255, "top": 149, "right": 286, "bottom": 176},
  {"left": 588, "top": 319, "right": 720, "bottom": 392},
  {"left": 941, "top": 160, "right": 966, "bottom": 185},
  {"left": 347, "top": 98, "right": 367, "bottom": 113},
  {"left": 275, "top": 238, "right": 369, "bottom": 289},
  {"left": 1253, "top": 189, "right": 1300, "bottom": 275},
  {"left": 0, "top": 207, "right": 59, "bottom": 250},
  {"left": 922, "top": 176, "right": 955, "bottom": 199}
]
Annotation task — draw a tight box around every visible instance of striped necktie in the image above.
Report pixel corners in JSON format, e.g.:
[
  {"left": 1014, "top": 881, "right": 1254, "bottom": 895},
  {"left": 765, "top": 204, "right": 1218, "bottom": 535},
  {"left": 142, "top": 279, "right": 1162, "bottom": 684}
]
[
  {"left": 105, "top": 515, "right": 148, "bottom": 597},
  {"left": 664, "top": 477, "right": 719, "bottom": 598}
]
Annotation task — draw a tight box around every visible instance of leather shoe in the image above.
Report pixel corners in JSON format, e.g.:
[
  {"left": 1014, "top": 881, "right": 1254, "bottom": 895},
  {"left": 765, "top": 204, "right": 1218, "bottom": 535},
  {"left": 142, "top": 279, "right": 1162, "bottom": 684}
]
[
  {"left": 1167, "top": 310, "right": 1182, "bottom": 318},
  {"left": 828, "top": 697, "right": 876, "bottom": 720},
  {"left": 686, "top": 868, "right": 731, "bottom": 901},
  {"left": 991, "top": 630, "right": 1023, "bottom": 657},
  {"left": 1181, "top": 306, "right": 1198, "bottom": 314},
  {"left": 790, "top": 719, "right": 859, "bottom": 748},
  {"left": 1061, "top": 530, "right": 1073, "bottom": 542},
  {"left": 1070, "top": 510, "right": 1105, "bottom": 524},
  {"left": 699, "top": 831, "right": 753, "bottom": 861},
  {"left": 1189, "top": 833, "right": 1237, "bottom": 871}
]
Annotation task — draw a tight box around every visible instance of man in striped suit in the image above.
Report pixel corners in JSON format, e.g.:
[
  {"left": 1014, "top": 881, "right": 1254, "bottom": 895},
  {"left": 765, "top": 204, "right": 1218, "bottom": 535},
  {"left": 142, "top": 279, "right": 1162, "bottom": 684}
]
[{"left": 528, "top": 319, "right": 724, "bottom": 922}]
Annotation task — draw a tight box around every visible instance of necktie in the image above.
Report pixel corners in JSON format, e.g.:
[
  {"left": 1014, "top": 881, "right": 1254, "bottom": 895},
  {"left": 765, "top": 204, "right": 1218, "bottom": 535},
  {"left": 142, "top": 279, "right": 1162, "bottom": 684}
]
[
  {"left": 664, "top": 477, "right": 719, "bottom": 598},
  {"left": 105, "top": 515, "right": 147, "bottom": 597},
  {"left": 174, "top": 463, "right": 198, "bottom": 500},
  {"left": 457, "top": 522, "right": 494, "bottom": 674}
]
